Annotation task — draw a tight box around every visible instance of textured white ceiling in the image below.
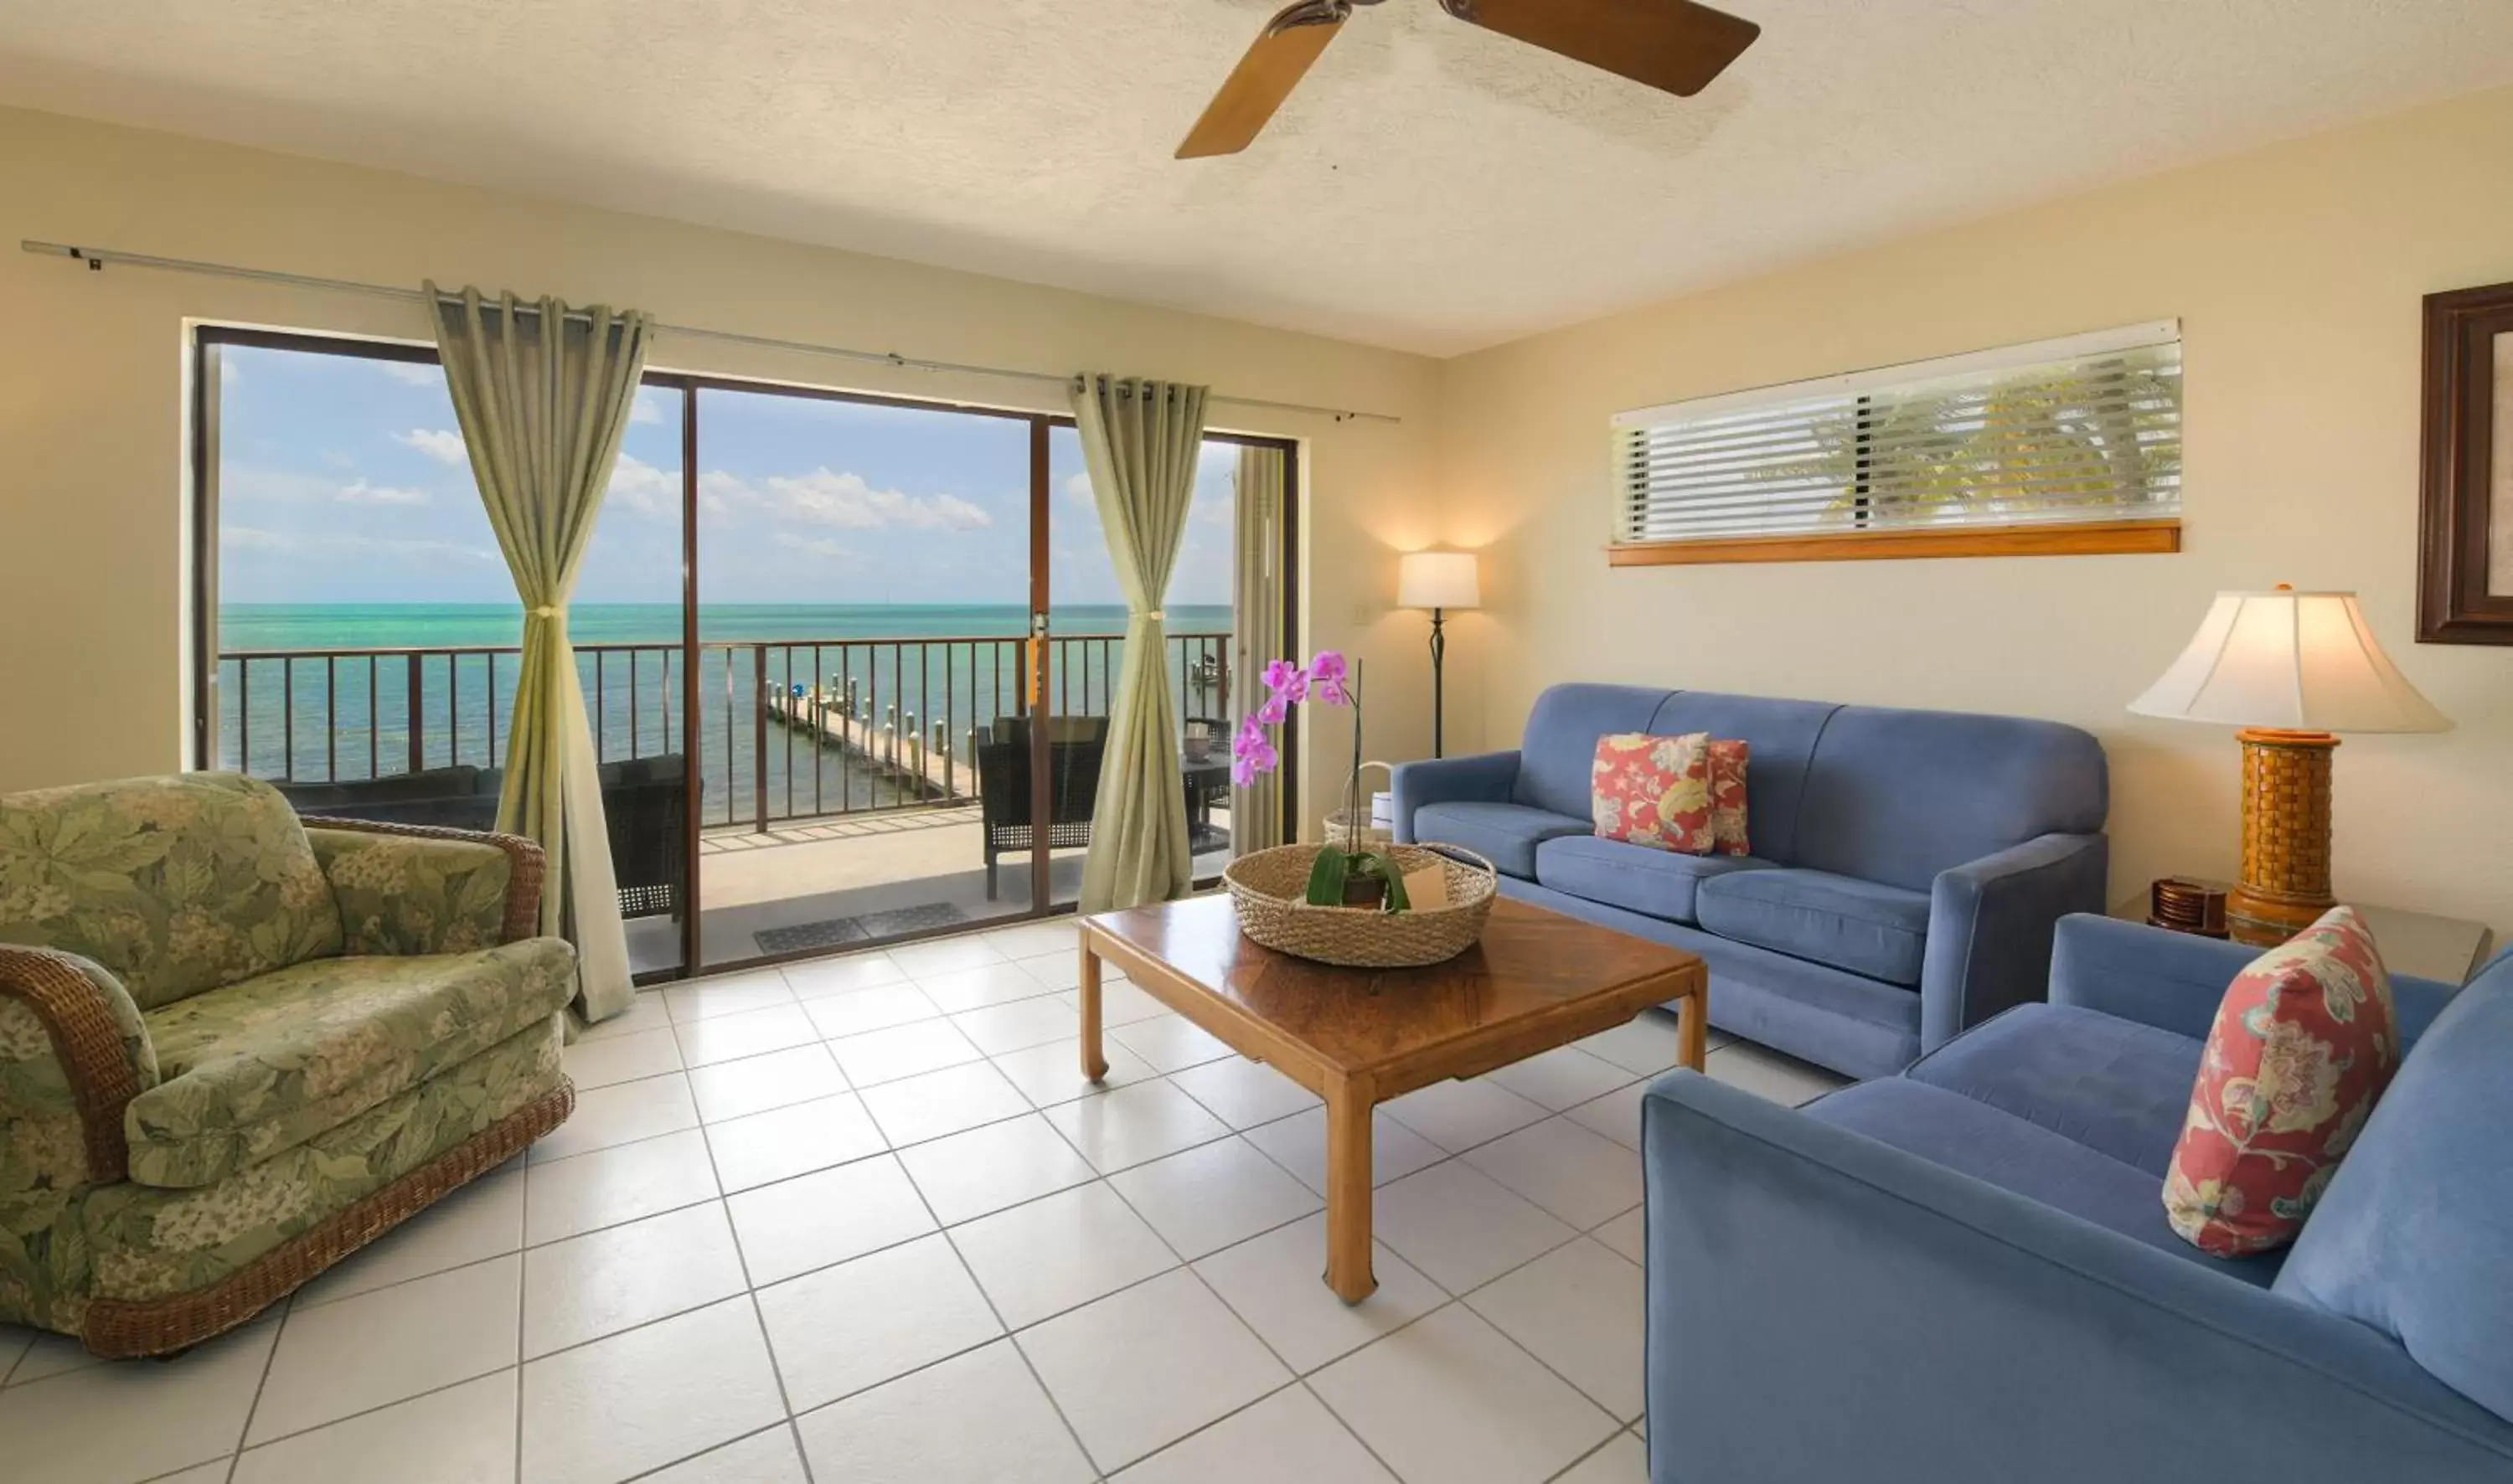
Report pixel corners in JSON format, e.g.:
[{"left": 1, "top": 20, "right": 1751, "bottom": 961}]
[{"left": 3, "top": 1, "right": 2510, "bottom": 355}]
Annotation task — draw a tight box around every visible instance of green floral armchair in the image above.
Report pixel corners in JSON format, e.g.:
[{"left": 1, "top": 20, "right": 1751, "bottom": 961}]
[{"left": 0, "top": 772, "right": 576, "bottom": 1357}]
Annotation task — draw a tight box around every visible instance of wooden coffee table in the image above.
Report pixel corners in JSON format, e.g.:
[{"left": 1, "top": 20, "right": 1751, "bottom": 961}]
[{"left": 1077, "top": 894, "right": 1708, "bottom": 1303}]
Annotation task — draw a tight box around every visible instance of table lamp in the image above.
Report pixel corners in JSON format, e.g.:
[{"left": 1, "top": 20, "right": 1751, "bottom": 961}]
[
  {"left": 2129, "top": 586, "right": 2452, "bottom": 946},
  {"left": 1397, "top": 550, "right": 1481, "bottom": 758}
]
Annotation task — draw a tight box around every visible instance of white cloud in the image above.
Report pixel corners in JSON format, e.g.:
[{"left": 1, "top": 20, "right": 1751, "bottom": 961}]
[
  {"left": 222, "top": 466, "right": 430, "bottom": 507},
  {"left": 605, "top": 454, "right": 679, "bottom": 517},
  {"left": 394, "top": 428, "right": 470, "bottom": 466},
  {"left": 631, "top": 391, "right": 667, "bottom": 425},
  {"left": 772, "top": 532, "right": 868, "bottom": 567},
  {"left": 223, "top": 526, "right": 495, "bottom": 564},
  {"left": 1061, "top": 472, "right": 1097, "bottom": 506},
  {"left": 376, "top": 362, "right": 442, "bottom": 389},
  {"left": 703, "top": 466, "right": 995, "bottom": 533},
  {"left": 335, "top": 478, "right": 431, "bottom": 507},
  {"left": 697, "top": 469, "right": 747, "bottom": 520}
]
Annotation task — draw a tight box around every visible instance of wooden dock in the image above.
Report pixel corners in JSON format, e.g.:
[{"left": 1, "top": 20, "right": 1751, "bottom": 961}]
[{"left": 765, "top": 689, "right": 977, "bottom": 802}]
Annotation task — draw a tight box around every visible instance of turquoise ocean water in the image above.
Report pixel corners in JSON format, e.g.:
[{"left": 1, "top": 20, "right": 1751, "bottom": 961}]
[{"left": 219, "top": 603, "right": 1235, "bottom": 825}]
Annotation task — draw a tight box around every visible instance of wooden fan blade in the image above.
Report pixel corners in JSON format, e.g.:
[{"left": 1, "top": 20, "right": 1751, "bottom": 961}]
[
  {"left": 1177, "top": 2, "right": 1348, "bottom": 159},
  {"left": 1443, "top": 0, "right": 1758, "bottom": 98}
]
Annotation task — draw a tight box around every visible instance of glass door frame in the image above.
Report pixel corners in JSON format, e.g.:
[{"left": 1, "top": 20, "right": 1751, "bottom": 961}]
[
  {"left": 188, "top": 330, "right": 1298, "bottom": 985},
  {"left": 660, "top": 373, "right": 1299, "bottom": 980}
]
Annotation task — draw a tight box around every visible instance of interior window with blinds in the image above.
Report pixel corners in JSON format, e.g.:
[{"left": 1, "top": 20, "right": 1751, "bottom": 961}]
[{"left": 1611, "top": 322, "right": 2183, "bottom": 560}]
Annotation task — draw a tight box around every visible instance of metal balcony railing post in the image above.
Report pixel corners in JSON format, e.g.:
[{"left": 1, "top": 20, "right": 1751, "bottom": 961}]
[
  {"left": 751, "top": 646, "right": 770, "bottom": 834},
  {"left": 405, "top": 653, "right": 426, "bottom": 775}
]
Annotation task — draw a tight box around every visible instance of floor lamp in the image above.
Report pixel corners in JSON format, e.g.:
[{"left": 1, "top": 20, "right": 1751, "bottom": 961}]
[{"left": 1398, "top": 551, "right": 1481, "bottom": 758}]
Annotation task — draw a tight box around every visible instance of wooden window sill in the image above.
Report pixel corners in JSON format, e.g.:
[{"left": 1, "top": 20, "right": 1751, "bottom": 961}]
[{"left": 1607, "top": 518, "right": 2181, "bottom": 567}]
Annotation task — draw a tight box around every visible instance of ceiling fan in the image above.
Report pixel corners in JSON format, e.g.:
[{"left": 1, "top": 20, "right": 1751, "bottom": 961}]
[{"left": 1177, "top": 0, "right": 1760, "bottom": 159}]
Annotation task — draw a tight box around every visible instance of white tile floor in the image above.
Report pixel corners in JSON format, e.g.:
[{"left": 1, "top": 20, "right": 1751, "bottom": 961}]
[{"left": 0, "top": 917, "right": 1850, "bottom": 1484}]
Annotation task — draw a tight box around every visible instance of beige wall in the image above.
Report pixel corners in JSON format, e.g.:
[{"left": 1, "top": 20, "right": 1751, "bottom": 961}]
[
  {"left": 1437, "top": 84, "right": 2513, "bottom": 939},
  {"left": 8, "top": 87, "right": 2513, "bottom": 938},
  {"left": 0, "top": 106, "right": 1442, "bottom": 830}
]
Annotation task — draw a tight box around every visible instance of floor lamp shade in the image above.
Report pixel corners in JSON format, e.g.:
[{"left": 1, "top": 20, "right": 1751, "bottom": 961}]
[
  {"left": 1397, "top": 551, "right": 1482, "bottom": 612},
  {"left": 1399, "top": 551, "right": 1480, "bottom": 758},
  {"left": 2129, "top": 589, "right": 2450, "bottom": 942}
]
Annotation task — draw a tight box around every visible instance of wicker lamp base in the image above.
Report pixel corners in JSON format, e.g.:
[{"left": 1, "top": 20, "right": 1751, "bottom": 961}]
[{"left": 2226, "top": 727, "right": 2339, "bottom": 947}]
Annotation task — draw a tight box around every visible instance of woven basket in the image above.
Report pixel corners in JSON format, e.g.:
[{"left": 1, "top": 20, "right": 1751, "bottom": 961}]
[{"left": 1223, "top": 843, "right": 1499, "bottom": 968}]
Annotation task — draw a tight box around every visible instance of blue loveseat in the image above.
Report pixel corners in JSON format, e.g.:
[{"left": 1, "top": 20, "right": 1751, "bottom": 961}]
[
  {"left": 1641, "top": 915, "right": 2513, "bottom": 1482},
  {"left": 1391, "top": 684, "right": 2108, "bottom": 1078}
]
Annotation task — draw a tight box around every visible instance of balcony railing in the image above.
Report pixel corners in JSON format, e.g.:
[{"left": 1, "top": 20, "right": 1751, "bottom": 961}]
[{"left": 214, "top": 631, "right": 1233, "bottom": 832}]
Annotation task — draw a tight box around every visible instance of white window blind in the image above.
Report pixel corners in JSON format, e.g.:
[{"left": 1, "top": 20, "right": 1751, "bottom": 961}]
[{"left": 1611, "top": 321, "right": 2183, "bottom": 547}]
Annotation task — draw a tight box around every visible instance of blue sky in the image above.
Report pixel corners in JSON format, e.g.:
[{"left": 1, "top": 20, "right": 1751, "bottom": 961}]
[{"left": 215, "top": 344, "right": 1237, "bottom": 608}]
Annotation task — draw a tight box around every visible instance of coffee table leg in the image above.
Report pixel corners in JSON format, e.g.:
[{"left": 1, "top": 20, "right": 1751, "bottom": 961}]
[
  {"left": 1324, "top": 1073, "right": 1377, "bottom": 1304},
  {"left": 1677, "top": 988, "right": 1708, "bottom": 1072},
  {"left": 1078, "top": 939, "right": 1109, "bottom": 1082}
]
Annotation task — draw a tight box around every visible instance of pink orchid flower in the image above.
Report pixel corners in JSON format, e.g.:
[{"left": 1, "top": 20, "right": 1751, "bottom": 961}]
[{"left": 1308, "top": 650, "right": 1351, "bottom": 706}]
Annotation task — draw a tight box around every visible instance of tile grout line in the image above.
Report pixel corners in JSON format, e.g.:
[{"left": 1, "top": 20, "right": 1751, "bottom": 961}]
[
  {"left": 1545, "top": 1426, "right": 1633, "bottom": 1482},
  {"left": 18, "top": 1094, "right": 1655, "bottom": 1461},
  {"left": 882, "top": 1114, "right": 1105, "bottom": 1481},
  {"left": 513, "top": 1149, "right": 531, "bottom": 1484},
  {"left": 219, "top": 986, "right": 1690, "bottom": 1473},
  {"left": 221, "top": 1289, "right": 291, "bottom": 1476}
]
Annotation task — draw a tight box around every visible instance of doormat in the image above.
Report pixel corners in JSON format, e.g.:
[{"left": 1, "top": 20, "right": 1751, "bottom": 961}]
[{"left": 755, "top": 901, "right": 971, "bottom": 956}]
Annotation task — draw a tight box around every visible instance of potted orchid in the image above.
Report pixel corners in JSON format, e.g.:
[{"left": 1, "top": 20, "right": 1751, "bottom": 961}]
[{"left": 1233, "top": 651, "right": 1412, "bottom": 912}]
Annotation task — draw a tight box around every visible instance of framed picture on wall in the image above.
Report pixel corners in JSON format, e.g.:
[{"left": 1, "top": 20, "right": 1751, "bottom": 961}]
[{"left": 2418, "top": 278, "right": 2513, "bottom": 644}]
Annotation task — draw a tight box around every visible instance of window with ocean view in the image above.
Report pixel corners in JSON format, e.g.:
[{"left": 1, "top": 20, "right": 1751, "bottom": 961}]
[{"left": 195, "top": 327, "right": 1292, "bottom": 974}]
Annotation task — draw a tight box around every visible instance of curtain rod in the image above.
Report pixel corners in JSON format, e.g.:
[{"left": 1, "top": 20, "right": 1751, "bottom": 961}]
[{"left": 21, "top": 239, "right": 1401, "bottom": 426}]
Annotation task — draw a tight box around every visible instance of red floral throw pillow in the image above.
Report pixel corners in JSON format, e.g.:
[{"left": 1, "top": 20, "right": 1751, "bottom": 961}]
[
  {"left": 1591, "top": 732, "right": 1713, "bottom": 854},
  {"left": 1707, "top": 739, "right": 1750, "bottom": 857},
  {"left": 2163, "top": 906, "right": 2400, "bottom": 1256}
]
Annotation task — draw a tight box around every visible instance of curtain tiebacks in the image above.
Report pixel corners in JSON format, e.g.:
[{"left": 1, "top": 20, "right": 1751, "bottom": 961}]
[
  {"left": 1132, "top": 609, "right": 1167, "bottom": 623},
  {"left": 529, "top": 605, "right": 560, "bottom": 618}
]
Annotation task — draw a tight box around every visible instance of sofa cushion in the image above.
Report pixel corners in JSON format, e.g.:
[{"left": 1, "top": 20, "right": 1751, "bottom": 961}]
[
  {"left": 305, "top": 826, "right": 516, "bottom": 958},
  {"left": 2276, "top": 956, "right": 2513, "bottom": 1423},
  {"left": 1695, "top": 868, "right": 1930, "bottom": 987},
  {"left": 1907, "top": 1003, "right": 2201, "bottom": 1177},
  {"left": 2165, "top": 907, "right": 2398, "bottom": 1257},
  {"left": 82, "top": 1018, "right": 565, "bottom": 1306},
  {"left": 126, "top": 937, "right": 577, "bottom": 1188},
  {"left": 1412, "top": 801, "right": 1592, "bottom": 880},
  {"left": 0, "top": 772, "right": 346, "bottom": 1011},
  {"left": 1807, "top": 1078, "right": 2283, "bottom": 1286},
  {"left": 1512, "top": 683, "right": 1674, "bottom": 820},
  {"left": 1534, "top": 836, "right": 1772, "bottom": 925},
  {"left": 1498, "top": 874, "right": 1923, "bottom": 1077},
  {"left": 1590, "top": 732, "right": 1713, "bottom": 853},
  {"left": 1790, "top": 705, "right": 2108, "bottom": 891}
]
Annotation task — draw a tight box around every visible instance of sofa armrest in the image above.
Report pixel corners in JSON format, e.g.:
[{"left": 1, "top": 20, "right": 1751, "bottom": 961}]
[
  {"left": 1642, "top": 1072, "right": 2513, "bottom": 1481},
  {"left": 0, "top": 946, "right": 158, "bottom": 1183},
  {"left": 1389, "top": 750, "right": 1521, "bottom": 842},
  {"left": 2049, "top": 912, "right": 2467, "bottom": 1047},
  {"left": 302, "top": 817, "right": 546, "bottom": 951},
  {"left": 1919, "top": 832, "right": 2108, "bottom": 1052}
]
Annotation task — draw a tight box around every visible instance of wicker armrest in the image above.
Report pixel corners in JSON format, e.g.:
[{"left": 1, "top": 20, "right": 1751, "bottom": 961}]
[
  {"left": 0, "top": 946, "right": 158, "bottom": 1183},
  {"left": 298, "top": 816, "right": 548, "bottom": 946}
]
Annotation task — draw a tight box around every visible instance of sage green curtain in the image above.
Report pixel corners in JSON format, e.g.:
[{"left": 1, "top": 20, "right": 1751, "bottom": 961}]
[
  {"left": 1072, "top": 374, "right": 1210, "bottom": 912},
  {"left": 1231, "top": 443, "right": 1289, "bottom": 854},
  {"left": 428, "top": 282, "right": 651, "bottom": 1024}
]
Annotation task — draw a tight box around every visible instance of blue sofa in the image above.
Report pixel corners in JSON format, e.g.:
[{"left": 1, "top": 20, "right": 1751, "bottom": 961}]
[
  {"left": 1641, "top": 915, "right": 2513, "bottom": 1482},
  {"left": 1392, "top": 683, "right": 2108, "bottom": 1078}
]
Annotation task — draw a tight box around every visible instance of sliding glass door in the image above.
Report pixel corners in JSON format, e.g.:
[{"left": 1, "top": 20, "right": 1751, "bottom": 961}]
[
  {"left": 196, "top": 327, "right": 1293, "bottom": 980},
  {"left": 687, "top": 384, "right": 1042, "bottom": 966}
]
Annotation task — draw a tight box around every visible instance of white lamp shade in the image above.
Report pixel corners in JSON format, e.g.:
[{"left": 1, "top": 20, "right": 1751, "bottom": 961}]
[
  {"left": 1397, "top": 550, "right": 1481, "bottom": 611},
  {"left": 2129, "top": 590, "right": 2452, "bottom": 734}
]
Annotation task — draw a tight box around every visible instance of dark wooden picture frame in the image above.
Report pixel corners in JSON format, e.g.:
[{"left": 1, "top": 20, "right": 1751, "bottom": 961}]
[{"left": 2417, "top": 279, "right": 2513, "bottom": 644}]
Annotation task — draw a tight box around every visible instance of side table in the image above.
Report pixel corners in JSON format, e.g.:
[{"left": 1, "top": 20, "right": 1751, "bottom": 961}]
[{"left": 2109, "top": 886, "right": 2496, "bottom": 985}]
